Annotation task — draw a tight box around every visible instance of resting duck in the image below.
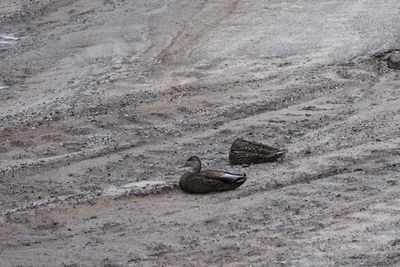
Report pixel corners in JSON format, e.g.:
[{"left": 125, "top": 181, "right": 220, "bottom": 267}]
[
  {"left": 229, "top": 138, "right": 286, "bottom": 165},
  {"left": 179, "top": 156, "right": 246, "bottom": 193}
]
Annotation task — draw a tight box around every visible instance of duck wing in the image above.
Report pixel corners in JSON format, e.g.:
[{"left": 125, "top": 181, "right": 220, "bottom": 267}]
[
  {"left": 179, "top": 170, "right": 247, "bottom": 193},
  {"left": 202, "top": 170, "right": 247, "bottom": 184}
]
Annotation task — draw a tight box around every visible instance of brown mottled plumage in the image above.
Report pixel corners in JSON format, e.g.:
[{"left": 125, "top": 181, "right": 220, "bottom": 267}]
[
  {"left": 179, "top": 156, "right": 246, "bottom": 193},
  {"left": 229, "top": 138, "right": 286, "bottom": 165}
]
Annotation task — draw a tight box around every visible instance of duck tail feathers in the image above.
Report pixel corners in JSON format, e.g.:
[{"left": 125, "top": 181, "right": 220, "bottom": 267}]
[
  {"left": 233, "top": 177, "right": 247, "bottom": 185},
  {"left": 275, "top": 151, "right": 286, "bottom": 157},
  {"left": 218, "top": 172, "right": 247, "bottom": 184}
]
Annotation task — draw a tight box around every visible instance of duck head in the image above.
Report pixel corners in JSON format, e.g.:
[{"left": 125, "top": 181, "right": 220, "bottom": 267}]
[{"left": 180, "top": 156, "right": 202, "bottom": 173}]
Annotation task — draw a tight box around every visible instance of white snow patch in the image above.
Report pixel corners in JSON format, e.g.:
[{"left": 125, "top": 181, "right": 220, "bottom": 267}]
[{"left": 0, "top": 34, "right": 19, "bottom": 40}]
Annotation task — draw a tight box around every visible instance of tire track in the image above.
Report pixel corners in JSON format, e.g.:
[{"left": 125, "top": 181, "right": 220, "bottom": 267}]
[{"left": 156, "top": 0, "right": 239, "bottom": 65}]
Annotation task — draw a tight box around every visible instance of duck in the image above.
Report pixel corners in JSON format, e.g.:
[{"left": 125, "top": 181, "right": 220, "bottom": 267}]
[
  {"left": 229, "top": 138, "right": 286, "bottom": 165},
  {"left": 179, "top": 156, "right": 247, "bottom": 193}
]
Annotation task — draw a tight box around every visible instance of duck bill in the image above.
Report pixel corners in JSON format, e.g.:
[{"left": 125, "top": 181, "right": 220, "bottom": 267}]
[{"left": 179, "top": 163, "right": 189, "bottom": 168}]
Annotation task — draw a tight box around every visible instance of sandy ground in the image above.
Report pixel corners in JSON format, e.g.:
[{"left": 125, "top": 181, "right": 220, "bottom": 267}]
[{"left": 1, "top": 0, "right": 400, "bottom": 266}]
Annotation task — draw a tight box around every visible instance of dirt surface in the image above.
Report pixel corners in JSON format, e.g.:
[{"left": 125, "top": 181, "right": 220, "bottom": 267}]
[{"left": 1, "top": 0, "right": 400, "bottom": 266}]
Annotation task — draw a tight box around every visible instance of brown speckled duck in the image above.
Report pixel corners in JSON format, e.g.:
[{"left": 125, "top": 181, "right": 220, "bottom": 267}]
[
  {"left": 229, "top": 138, "right": 286, "bottom": 165},
  {"left": 179, "top": 156, "right": 247, "bottom": 193}
]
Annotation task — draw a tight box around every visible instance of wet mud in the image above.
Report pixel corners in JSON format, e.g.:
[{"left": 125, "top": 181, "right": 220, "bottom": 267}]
[{"left": 1, "top": 0, "right": 400, "bottom": 266}]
